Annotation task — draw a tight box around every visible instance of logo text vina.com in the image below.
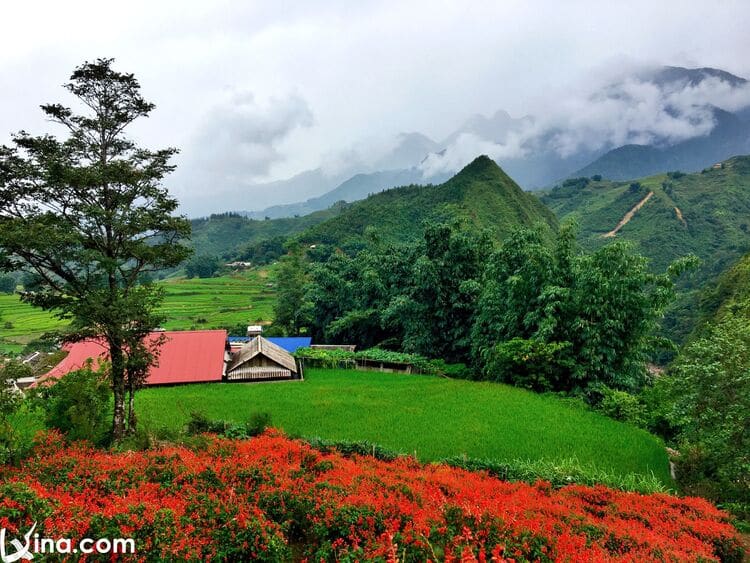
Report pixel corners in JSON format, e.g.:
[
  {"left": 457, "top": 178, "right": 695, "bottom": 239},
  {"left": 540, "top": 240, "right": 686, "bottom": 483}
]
[{"left": 1, "top": 523, "right": 135, "bottom": 562}]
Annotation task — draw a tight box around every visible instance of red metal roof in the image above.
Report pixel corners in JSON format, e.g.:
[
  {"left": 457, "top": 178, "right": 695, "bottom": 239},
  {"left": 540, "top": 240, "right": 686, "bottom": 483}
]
[{"left": 38, "top": 330, "right": 227, "bottom": 386}]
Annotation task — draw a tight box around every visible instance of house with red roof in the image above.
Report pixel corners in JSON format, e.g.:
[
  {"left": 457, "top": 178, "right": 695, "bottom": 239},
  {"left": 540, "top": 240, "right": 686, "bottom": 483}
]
[{"left": 37, "top": 330, "right": 228, "bottom": 387}]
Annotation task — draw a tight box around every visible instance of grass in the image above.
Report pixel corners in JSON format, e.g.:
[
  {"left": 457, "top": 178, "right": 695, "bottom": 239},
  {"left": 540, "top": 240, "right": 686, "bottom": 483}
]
[
  {"left": 0, "top": 266, "right": 278, "bottom": 354},
  {"left": 137, "top": 368, "right": 672, "bottom": 484}
]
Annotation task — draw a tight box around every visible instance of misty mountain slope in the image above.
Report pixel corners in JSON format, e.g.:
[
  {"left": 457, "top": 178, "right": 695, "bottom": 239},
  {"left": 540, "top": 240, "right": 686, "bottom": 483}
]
[
  {"left": 189, "top": 204, "right": 346, "bottom": 258},
  {"left": 297, "top": 155, "right": 557, "bottom": 247},
  {"left": 572, "top": 108, "right": 750, "bottom": 181},
  {"left": 230, "top": 66, "right": 750, "bottom": 219},
  {"left": 543, "top": 155, "right": 750, "bottom": 279},
  {"left": 647, "top": 66, "right": 747, "bottom": 88},
  {"left": 244, "top": 168, "right": 431, "bottom": 220}
]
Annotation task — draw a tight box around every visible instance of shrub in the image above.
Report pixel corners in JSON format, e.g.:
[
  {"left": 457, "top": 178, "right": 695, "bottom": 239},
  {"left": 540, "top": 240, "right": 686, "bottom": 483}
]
[
  {"left": 0, "top": 431, "right": 740, "bottom": 561},
  {"left": 245, "top": 412, "right": 272, "bottom": 437},
  {"left": 35, "top": 366, "right": 111, "bottom": 445},
  {"left": 186, "top": 411, "right": 272, "bottom": 439},
  {"left": 595, "top": 386, "right": 646, "bottom": 427},
  {"left": 482, "top": 338, "right": 573, "bottom": 391},
  {"left": 0, "top": 361, "right": 29, "bottom": 464},
  {"left": 667, "top": 310, "right": 750, "bottom": 508}
]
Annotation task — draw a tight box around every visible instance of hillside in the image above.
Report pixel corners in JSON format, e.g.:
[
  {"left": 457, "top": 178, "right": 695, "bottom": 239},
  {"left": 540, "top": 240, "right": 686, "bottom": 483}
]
[
  {"left": 189, "top": 204, "right": 345, "bottom": 258},
  {"left": 543, "top": 156, "right": 750, "bottom": 344},
  {"left": 694, "top": 251, "right": 750, "bottom": 333},
  {"left": 543, "top": 156, "right": 750, "bottom": 278},
  {"left": 298, "top": 155, "right": 558, "bottom": 247}
]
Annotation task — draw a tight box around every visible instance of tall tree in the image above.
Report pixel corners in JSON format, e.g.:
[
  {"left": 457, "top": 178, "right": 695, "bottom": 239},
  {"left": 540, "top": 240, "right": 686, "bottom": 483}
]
[
  {"left": 273, "top": 249, "right": 308, "bottom": 335},
  {"left": 0, "top": 59, "right": 191, "bottom": 440},
  {"left": 472, "top": 224, "right": 695, "bottom": 392},
  {"left": 385, "top": 222, "right": 491, "bottom": 363}
]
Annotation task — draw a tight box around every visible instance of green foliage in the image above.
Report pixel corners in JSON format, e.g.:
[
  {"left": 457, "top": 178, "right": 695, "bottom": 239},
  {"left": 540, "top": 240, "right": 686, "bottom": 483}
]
[
  {"left": 185, "top": 410, "right": 272, "bottom": 439},
  {"left": 35, "top": 366, "right": 111, "bottom": 444},
  {"left": 305, "top": 233, "right": 413, "bottom": 347},
  {"left": 595, "top": 386, "right": 646, "bottom": 427},
  {"left": 483, "top": 338, "right": 573, "bottom": 392},
  {"left": 298, "top": 155, "right": 557, "bottom": 248},
  {"left": 543, "top": 158, "right": 750, "bottom": 343},
  {"left": 442, "top": 456, "right": 670, "bottom": 494},
  {"left": 666, "top": 309, "right": 750, "bottom": 506},
  {"left": 294, "top": 346, "right": 455, "bottom": 375},
  {"left": 236, "top": 236, "right": 286, "bottom": 265},
  {"left": 306, "top": 437, "right": 401, "bottom": 461},
  {"left": 0, "top": 59, "right": 191, "bottom": 440},
  {"left": 184, "top": 254, "right": 220, "bottom": 279},
  {"left": 384, "top": 222, "right": 491, "bottom": 362},
  {"left": 472, "top": 224, "right": 690, "bottom": 392},
  {"left": 188, "top": 207, "right": 343, "bottom": 259},
  {"left": 306, "top": 221, "right": 494, "bottom": 363},
  {"left": 0, "top": 361, "right": 28, "bottom": 463},
  {"left": 0, "top": 274, "right": 15, "bottom": 294},
  {"left": 273, "top": 251, "right": 308, "bottom": 334}
]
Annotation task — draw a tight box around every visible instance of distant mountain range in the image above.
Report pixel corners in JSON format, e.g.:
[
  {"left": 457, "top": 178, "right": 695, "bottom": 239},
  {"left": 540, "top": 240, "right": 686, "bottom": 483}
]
[
  {"left": 573, "top": 107, "right": 750, "bottom": 180},
  {"left": 234, "top": 65, "right": 750, "bottom": 220},
  {"left": 297, "top": 155, "right": 557, "bottom": 247},
  {"left": 191, "top": 156, "right": 557, "bottom": 257}
]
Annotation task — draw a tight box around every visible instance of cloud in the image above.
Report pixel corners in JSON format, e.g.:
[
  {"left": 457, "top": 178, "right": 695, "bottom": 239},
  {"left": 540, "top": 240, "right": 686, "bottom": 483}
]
[
  {"left": 419, "top": 65, "right": 750, "bottom": 175},
  {"left": 189, "top": 91, "right": 313, "bottom": 181},
  {"left": 170, "top": 91, "right": 314, "bottom": 213}
]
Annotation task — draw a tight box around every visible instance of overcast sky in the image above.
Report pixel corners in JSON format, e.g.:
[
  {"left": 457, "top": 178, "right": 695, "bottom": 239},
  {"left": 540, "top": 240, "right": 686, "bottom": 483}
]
[{"left": 1, "top": 1, "right": 749, "bottom": 215}]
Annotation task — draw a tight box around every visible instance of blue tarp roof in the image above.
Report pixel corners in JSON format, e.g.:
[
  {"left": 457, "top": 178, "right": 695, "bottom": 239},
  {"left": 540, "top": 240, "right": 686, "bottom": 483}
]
[{"left": 227, "top": 336, "right": 312, "bottom": 353}]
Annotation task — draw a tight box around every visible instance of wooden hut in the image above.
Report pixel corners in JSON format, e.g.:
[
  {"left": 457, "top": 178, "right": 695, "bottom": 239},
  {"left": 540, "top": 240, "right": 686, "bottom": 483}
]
[{"left": 226, "top": 336, "right": 300, "bottom": 382}]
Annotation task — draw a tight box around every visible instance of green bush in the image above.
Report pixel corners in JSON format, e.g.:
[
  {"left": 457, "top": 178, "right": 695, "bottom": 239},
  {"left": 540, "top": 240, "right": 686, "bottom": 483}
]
[
  {"left": 0, "top": 361, "right": 30, "bottom": 464},
  {"left": 482, "top": 338, "right": 573, "bottom": 392},
  {"left": 35, "top": 366, "right": 111, "bottom": 445},
  {"left": 305, "top": 437, "right": 669, "bottom": 494},
  {"left": 596, "top": 386, "right": 646, "bottom": 427},
  {"left": 443, "top": 456, "right": 671, "bottom": 494},
  {"left": 186, "top": 411, "right": 272, "bottom": 439},
  {"left": 663, "top": 308, "right": 750, "bottom": 509}
]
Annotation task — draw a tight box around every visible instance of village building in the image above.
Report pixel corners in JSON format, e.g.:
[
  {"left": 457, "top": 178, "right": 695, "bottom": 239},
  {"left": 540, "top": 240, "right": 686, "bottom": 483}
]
[
  {"left": 225, "top": 336, "right": 301, "bottom": 382},
  {"left": 36, "top": 330, "right": 228, "bottom": 387},
  {"left": 35, "top": 328, "right": 307, "bottom": 387}
]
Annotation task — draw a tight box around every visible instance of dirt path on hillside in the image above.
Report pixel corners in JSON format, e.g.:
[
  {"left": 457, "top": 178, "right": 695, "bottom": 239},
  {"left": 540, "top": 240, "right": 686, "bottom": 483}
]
[
  {"left": 602, "top": 191, "right": 654, "bottom": 238},
  {"left": 674, "top": 206, "right": 687, "bottom": 227}
]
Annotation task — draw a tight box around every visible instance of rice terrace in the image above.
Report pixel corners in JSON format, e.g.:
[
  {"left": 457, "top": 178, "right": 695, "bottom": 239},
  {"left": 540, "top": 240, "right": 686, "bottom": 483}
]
[{"left": 1, "top": 3, "right": 749, "bottom": 561}]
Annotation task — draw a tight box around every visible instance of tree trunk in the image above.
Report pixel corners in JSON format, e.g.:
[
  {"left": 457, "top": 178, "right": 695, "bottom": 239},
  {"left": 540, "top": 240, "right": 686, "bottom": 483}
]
[
  {"left": 126, "top": 381, "right": 137, "bottom": 435},
  {"left": 110, "top": 341, "right": 127, "bottom": 441}
]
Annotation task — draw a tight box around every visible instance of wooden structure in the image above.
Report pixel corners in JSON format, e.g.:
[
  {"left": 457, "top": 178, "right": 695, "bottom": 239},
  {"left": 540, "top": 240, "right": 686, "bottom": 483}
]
[{"left": 226, "top": 336, "right": 300, "bottom": 382}]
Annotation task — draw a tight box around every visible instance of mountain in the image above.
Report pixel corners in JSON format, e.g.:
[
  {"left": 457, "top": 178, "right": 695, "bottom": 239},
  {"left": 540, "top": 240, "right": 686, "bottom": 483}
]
[
  {"left": 373, "top": 132, "right": 441, "bottom": 170},
  {"left": 572, "top": 108, "right": 750, "bottom": 181},
  {"left": 543, "top": 155, "right": 750, "bottom": 277},
  {"left": 297, "top": 156, "right": 557, "bottom": 247},
  {"left": 244, "top": 168, "right": 433, "bottom": 220},
  {"left": 542, "top": 155, "right": 750, "bottom": 343},
  {"left": 646, "top": 65, "right": 747, "bottom": 88},
  {"left": 230, "top": 66, "right": 749, "bottom": 221},
  {"left": 189, "top": 204, "right": 346, "bottom": 259}
]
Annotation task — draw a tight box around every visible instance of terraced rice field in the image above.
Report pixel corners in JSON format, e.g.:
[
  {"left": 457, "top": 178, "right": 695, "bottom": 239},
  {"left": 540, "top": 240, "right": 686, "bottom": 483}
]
[{"left": 0, "top": 266, "right": 277, "bottom": 354}]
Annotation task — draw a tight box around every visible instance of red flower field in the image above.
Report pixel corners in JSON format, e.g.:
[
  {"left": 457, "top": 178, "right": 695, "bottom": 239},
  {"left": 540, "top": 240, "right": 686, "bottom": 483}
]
[{"left": 0, "top": 430, "right": 743, "bottom": 562}]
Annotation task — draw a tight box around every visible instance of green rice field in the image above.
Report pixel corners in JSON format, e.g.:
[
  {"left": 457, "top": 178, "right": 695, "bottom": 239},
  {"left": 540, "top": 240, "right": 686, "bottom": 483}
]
[
  {"left": 0, "top": 266, "right": 277, "bottom": 354},
  {"left": 137, "top": 368, "right": 672, "bottom": 484}
]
